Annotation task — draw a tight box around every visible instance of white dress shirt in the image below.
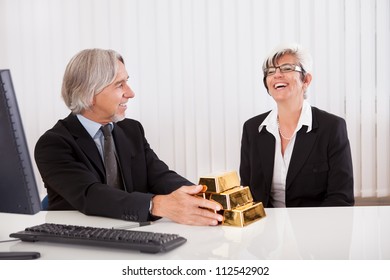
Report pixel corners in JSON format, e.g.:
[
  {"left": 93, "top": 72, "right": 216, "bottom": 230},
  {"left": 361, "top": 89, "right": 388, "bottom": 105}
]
[{"left": 76, "top": 114, "right": 114, "bottom": 160}]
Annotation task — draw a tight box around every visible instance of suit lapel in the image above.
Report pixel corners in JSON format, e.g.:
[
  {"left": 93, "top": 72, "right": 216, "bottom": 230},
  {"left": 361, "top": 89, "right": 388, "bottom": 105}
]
[
  {"left": 63, "top": 114, "right": 106, "bottom": 177},
  {"left": 286, "top": 108, "right": 319, "bottom": 189},
  {"left": 257, "top": 129, "right": 275, "bottom": 189}
]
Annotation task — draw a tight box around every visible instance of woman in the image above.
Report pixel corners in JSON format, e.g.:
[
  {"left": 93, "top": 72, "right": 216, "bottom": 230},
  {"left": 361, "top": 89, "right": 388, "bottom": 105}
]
[{"left": 240, "top": 43, "right": 354, "bottom": 207}]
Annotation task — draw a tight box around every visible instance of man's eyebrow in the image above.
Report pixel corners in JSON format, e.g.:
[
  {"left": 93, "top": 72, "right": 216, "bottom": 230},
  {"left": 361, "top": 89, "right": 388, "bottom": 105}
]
[{"left": 114, "top": 76, "right": 129, "bottom": 85}]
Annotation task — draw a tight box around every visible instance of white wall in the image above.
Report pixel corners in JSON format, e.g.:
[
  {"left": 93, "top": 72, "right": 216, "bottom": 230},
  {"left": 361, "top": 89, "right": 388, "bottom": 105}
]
[{"left": 0, "top": 0, "right": 389, "bottom": 199}]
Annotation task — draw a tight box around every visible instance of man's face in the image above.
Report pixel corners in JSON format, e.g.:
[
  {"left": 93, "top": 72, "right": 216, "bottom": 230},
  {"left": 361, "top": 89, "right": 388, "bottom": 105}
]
[{"left": 84, "top": 61, "right": 135, "bottom": 124}]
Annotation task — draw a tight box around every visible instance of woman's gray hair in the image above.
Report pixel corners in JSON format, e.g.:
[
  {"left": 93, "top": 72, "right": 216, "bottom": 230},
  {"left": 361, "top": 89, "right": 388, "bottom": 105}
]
[
  {"left": 262, "top": 42, "right": 313, "bottom": 74},
  {"left": 262, "top": 43, "right": 312, "bottom": 98},
  {"left": 61, "top": 48, "right": 124, "bottom": 114}
]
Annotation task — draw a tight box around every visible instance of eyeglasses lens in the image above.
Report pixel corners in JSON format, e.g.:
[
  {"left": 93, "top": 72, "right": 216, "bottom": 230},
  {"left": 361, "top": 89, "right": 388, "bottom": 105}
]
[{"left": 265, "top": 64, "right": 298, "bottom": 76}]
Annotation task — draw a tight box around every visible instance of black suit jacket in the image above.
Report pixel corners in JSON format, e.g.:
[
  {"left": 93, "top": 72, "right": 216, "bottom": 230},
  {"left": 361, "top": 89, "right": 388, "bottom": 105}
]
[
  {"left": 34, "top": 114, "right": 192, "bottom": 221},
  {"left": 240, "top": 106, "right": 354, "bottom": 207}
]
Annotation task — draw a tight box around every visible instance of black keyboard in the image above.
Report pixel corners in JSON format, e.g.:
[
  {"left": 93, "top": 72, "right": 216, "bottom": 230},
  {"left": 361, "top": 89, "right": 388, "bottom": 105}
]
[{"left": 10, "top": 223, "right": 187, "bottom": 254}]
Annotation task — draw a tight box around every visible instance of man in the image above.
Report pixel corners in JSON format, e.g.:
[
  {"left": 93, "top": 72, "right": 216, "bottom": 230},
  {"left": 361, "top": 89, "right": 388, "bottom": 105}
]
[{"left": 35, "top": 48, "right": 223, "bottom": 225}]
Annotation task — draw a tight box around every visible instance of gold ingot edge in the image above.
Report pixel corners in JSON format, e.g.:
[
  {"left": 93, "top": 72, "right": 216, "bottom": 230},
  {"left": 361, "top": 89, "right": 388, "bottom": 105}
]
[
  {"left": 198, "top": 170, "right": 240, "bottom": 193},
  {"left": 221, "top": 202, "right": 266, "bottom": 227},
  {"left": 209, "top": 186, "right": 253, "bottom": 209}
]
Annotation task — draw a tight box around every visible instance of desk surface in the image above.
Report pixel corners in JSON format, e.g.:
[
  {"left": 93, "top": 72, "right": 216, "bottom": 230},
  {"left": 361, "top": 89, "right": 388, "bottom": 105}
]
[{"left": 0, "top": 206, "right": 389, "bottom": 260}]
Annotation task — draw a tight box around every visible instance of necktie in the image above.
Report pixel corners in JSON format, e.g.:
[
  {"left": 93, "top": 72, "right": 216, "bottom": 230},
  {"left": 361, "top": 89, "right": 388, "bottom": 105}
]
[{"left": 101, "top": 124, "right": 122, "bottom": 189}]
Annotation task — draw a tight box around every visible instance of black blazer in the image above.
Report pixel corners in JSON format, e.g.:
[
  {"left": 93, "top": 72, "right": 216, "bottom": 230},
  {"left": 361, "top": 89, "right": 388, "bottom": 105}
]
[
  {"left": 34, "top": 114, "right": 192, "bottom": 221},
  {"left": 240, "top": 106, "right": 354, "bottom": 207}
]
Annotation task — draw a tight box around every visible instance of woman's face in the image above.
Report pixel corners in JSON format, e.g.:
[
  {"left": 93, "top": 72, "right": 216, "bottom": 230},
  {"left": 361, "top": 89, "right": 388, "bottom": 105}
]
[{"left": 265, "top": 54, "right": 311, "bottom": 104}]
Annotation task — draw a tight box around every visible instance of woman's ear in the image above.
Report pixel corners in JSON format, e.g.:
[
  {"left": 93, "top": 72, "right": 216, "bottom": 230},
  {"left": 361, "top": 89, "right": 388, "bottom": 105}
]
[{"left": 304, "top": 73, "right": 312, "bottom": 87}]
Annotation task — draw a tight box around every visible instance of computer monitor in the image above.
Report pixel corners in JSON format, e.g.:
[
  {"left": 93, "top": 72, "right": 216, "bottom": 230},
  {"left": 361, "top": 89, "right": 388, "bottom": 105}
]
[{"left": 0, "top": 69, "right": 41, "bottom": 214}]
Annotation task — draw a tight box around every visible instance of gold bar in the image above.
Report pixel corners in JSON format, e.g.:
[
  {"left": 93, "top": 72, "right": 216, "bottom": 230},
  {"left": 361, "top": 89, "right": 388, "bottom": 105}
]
[
  {"left": 209, "top": 186, "right": 253, "bottom": 209},
  {"left": 221, "top": 202, "right": 266, "bottom": 227},
  {"left": 198, "top": 171, "right": 240, "bottom": 193}
]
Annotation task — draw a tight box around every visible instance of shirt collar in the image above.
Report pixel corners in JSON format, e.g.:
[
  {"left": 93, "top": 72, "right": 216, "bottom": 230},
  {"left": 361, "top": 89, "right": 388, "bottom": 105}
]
[
  {"left": 76, "top": 114, "right": 113, "bottom": 139},
  {"left": 300, "top": 100, "right": 312, "bottom": 132},
  {"left": 258, "top": 100, "right": 312, "bottom": 133}
]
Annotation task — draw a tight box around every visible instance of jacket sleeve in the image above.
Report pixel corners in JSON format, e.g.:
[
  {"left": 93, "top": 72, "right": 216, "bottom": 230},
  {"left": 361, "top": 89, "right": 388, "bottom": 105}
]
[
  {"left": 321, "top": 118, "right": 354, "bottom": 206},
  {"left": 239, "top": 121, "right": 251, "bottom": 187},
  {"left": 35, "top": 129, "right": 155, "bottom": 221}
]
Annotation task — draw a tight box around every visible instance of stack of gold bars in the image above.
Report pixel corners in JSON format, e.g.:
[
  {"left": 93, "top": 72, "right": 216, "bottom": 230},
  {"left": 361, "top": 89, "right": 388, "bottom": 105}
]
[{"left": 198, "top": 171, "right": 266, "bottom": 227}]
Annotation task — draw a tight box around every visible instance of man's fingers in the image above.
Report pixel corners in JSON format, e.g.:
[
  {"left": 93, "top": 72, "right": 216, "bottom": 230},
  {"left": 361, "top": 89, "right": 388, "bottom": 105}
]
[
  {"left": 161, "top": 185, "right": 224, "bottom": 226},
  {"left": 179, "top": 184, "right": 205, "bottom": 195},
  {"left": 177, "top": 211, "right": 221, "bottom": 226},
  {"left": 177, "top": 185, "right": 223, "bottom": 211},
  {"left": 197, "top": 196, "right": 223, "bottom": 211}
]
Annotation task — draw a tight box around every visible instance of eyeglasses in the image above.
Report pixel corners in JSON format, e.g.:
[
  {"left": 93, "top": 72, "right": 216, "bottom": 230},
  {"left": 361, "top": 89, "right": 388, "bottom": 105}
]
[{"left": 264, "top": 63, "right": 303, "bottom": 76}]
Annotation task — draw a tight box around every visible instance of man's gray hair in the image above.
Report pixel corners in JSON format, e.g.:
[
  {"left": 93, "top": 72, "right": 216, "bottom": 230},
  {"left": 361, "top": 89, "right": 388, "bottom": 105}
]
[{"left": 61, "top": 48, "right": 124, "bottom": 114}]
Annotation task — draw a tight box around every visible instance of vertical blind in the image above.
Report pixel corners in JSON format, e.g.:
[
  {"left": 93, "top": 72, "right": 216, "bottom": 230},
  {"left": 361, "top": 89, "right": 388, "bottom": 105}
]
[{"left": 0, "top": 0, "right": 389, "bottom": 198}]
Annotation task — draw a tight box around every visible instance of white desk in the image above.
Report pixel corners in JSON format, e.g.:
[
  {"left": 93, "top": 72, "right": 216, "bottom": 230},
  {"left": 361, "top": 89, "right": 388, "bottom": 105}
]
[{"left": 0, "top": 206, "right": 389, "bottom": 260}]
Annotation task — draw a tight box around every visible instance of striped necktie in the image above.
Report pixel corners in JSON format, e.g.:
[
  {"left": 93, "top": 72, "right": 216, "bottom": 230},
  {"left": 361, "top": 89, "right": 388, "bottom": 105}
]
[{"left": 101, "top": 124, "right": 122, "bottom": 189}]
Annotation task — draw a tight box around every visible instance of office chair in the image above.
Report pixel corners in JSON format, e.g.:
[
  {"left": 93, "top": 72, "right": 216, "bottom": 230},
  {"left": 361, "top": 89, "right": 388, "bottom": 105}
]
[{"left": 41, "top": 195, "right": 48, "bottom": 210}]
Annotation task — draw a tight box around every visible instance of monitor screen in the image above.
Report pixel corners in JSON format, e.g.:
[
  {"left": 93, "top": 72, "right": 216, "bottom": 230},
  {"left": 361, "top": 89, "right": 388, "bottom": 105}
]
[{"left": 0, "top": 69, "right": 41, "bottom": 214}]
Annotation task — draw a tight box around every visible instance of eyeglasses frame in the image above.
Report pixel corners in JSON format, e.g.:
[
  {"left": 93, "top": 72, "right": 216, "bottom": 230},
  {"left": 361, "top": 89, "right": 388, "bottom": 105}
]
[{"left": 264, "top": 63, "right": 304, "bottom": 77}]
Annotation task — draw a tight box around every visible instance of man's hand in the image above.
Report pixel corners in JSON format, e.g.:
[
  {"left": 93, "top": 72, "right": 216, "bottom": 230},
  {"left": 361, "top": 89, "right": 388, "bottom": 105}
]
[{"left": 151, "top": 185, "right": 224, "bottom": 226}]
